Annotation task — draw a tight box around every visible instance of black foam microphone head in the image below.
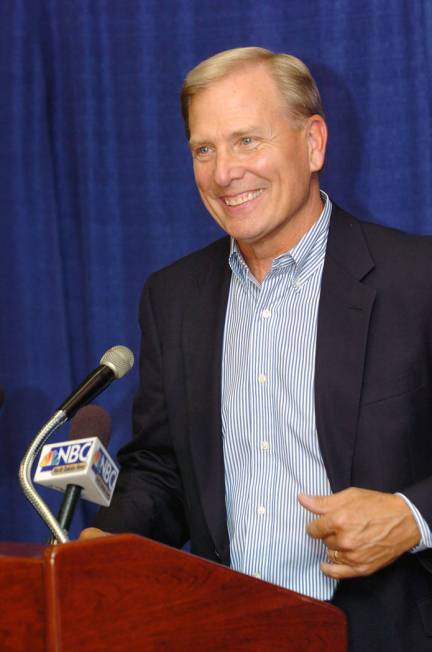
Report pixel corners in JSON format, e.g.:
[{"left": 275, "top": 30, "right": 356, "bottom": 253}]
[{"left": 68, "top": 404, "right": 112, "bottom": 448}]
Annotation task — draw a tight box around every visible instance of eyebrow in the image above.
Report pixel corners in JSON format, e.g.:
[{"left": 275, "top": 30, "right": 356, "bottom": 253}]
[
  {"left": 188, "top": 139, "right": 206, "bottom": 150},
  {"left": 231, "top": 126, "right": 261, "bottom": 138}
]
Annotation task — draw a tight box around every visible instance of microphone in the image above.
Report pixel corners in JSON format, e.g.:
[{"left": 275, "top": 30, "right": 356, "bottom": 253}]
[
  {"left": 58, "top": 345, "right": 134, "bottom": 418},
  {"left": 19, "top": 345, "right": 133, "bottom": 544},
  {"left": 37, "top": 405, "right": 113, "bottom": 541},
  {"left": 35, "top": 404, "right": 119, "bottom": 539}
]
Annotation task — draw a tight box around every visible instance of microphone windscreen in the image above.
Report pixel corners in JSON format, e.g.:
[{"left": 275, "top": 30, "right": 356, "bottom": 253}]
[
  {"left": 100, "top": 345, "right": 134, "bottom": 379},
  {"left": 69, "top": 405, "right": 112, "bottom": 448}
]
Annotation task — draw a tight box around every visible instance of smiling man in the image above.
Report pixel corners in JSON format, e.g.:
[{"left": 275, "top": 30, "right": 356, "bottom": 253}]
[
  {"left": 187, "top": 63, "right": 326, "bottom": 281},
  {"left": 84, "top": 47, "right": 432, "bottom": 652}
]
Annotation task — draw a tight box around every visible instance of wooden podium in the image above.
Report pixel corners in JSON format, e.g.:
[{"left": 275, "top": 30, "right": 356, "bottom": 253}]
[{"left": 0, "top": 535, "right": 347, "bottom": 651}]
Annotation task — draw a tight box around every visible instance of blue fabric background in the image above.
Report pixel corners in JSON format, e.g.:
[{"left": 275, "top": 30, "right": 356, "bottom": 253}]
[{"left": 0, "top": 0, "right": 431, "bottom": 542}]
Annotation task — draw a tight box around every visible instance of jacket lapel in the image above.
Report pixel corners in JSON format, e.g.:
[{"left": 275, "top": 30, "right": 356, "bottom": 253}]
[
  {"left": 315, "top": 206, "right": 376, "bottom": 491},
  {"left": 182, "top": 238, "right": 231, "bottom": 561}
]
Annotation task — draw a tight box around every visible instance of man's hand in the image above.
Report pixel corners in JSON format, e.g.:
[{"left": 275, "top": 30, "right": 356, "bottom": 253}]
[
  {"left": 79, "top": 527, "right": 112, "bottom": 541},
  {"left": 298, "top": 488, "right": 421, "bottom": 579}
]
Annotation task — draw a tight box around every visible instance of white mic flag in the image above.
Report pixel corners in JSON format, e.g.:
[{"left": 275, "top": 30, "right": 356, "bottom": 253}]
[{"left": 34, "top": 436, "right": 118, "bottom": 507}]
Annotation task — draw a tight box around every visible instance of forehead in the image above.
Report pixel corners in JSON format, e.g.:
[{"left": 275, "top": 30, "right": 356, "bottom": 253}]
[{"left": 188, "top": 66, "right": 286, "bottom": 141}]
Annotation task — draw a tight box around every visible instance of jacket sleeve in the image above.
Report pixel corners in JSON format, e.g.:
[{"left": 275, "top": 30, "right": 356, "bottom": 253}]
[{"left": 93, "top": 278, "right": 189, "bottom": 548}]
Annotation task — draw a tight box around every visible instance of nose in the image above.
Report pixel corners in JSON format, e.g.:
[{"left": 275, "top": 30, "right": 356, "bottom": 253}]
[{"left": 213, "top": 149, "right": 244, "bottom": 188}]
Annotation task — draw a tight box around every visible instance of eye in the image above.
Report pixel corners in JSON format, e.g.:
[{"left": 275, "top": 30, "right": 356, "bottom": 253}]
[
  {"left": 242, "top": 136, "right": 253, "bottom": 145},
  {"left": 193, "top": 144, "right": 213, "bottom": 160}
]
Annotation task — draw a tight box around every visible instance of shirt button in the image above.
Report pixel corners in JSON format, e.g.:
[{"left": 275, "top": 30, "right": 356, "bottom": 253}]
[
  {"left": 261, "top": 309, "right": 271, "bottom": 319},
  {"left": 260, "top": 440, "right": 269, "bottom": 451},
  {"left": 258, "top": 373, "right": 267, "bottom": 384},
  {"left": 252, "top": 572, "right": 261, "bottom": 579},
  {"left": 257, "top": 505, "right": 266, "bottom": 515},
  {"left": 294, "top": 278, "right": 301, "bottom": 288}
]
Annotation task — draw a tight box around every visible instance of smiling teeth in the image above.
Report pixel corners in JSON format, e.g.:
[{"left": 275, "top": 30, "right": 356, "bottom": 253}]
[{"left": 224, "top": 189, "right": 262, "bottom": 206}]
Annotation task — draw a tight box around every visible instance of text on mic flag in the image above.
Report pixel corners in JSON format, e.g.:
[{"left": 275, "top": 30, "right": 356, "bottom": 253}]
[{"left": 34, "top": 437, "right": 118, "bottom": 506}]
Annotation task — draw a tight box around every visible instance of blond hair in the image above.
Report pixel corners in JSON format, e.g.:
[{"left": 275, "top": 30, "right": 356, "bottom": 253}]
[{"left": 180, "top": 47, "right": 324, "bottom": 138}]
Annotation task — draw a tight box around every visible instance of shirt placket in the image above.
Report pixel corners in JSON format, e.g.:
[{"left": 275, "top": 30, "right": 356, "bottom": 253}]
[{"left": 242, "top": 268, "right": 293, "bottom": 579}]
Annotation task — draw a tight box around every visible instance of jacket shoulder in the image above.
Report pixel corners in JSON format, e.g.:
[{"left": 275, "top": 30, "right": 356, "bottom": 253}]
[
  {"left": 148, "top": 237, "right": 229, "bottom": 285},
  {"left": 333, "top": 205, "right": 432, "bottom": 251},
  {"left": 330, "top": 205, "right": 432, "bottom": 277}
]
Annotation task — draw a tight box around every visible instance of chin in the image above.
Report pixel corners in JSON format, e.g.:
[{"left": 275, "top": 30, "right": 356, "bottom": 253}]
[{"left": 230, "top": 229, "right": 263, "bottom": 245}]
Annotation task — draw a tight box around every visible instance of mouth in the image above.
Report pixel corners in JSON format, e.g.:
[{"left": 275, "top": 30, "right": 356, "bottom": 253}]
[{"left": 222, "top": 189, "right": 263, "bottom": 207}]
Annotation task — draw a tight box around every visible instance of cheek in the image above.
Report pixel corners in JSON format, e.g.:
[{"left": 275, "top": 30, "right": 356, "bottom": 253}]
[
  {"left": 195, "top": 179, "right": 219, "bottom": 214},
  {"left": 249, "top": 151, "right": 273, "bottom": 176},
  {"left": 193, "top": 163, "right": 213, "bottom": 192},
  {"left": 277, "top": 153, "right": 309, "bottom": 185},
  {"left": 248, "top": 149, "right": 288, "bottom": 184}
]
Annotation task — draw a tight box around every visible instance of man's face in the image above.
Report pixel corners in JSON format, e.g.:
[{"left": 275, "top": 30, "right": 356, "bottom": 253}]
[{"left": 188, "top": 65, "right": 326, "bottom": 254}]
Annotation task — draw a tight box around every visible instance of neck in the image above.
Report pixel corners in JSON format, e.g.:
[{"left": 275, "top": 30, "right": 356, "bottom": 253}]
[{"left": 238, "top": 188, "right": 324, "bottom": 283}]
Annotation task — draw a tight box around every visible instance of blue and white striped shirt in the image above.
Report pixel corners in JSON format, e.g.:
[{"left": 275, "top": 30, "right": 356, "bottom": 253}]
[{"left": 221, "top": 192, "right": 431, "bottom": 600}]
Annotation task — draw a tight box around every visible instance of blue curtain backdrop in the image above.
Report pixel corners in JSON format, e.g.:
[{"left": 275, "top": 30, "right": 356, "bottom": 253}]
[{"left": 0, "top": 0, "right": 431, "bottom": 542}]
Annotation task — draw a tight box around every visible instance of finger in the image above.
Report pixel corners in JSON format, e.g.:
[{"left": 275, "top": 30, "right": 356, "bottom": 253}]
[
  {"left": 321, "top": 561, "right": 359, "bottom": 579},
  {"left": 321, "top": 560, "right": 372, "bottom": 580},
  {"left": 327, "top": 549, "right": 340, "bottom": 564},
  {"left": 306, "top": 515, "right": 335, "bottom": 540},
  {"left": 79, "top": 527, "right": 111, "bottom": 541},
  {"left": 320, "top": 534, "right": 339, "bottom": 549},
  {"left": 298, "top": 493, "right": 333, "bottom": 515}
]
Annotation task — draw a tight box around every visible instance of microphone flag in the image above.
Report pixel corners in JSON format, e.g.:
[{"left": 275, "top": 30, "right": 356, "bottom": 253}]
[{"left": 34, "top": 436, "right": 118, "bottom": 507}]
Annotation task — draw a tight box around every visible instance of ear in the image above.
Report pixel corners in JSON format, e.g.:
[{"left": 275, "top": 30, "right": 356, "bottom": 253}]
[{"left": 306, "top": 115, "right": 327, "bottom": 173}]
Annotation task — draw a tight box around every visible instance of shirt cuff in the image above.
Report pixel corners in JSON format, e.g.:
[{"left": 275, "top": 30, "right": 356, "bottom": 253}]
[{"left": 396, "top": 492, "right": 432, "bottom": 552}]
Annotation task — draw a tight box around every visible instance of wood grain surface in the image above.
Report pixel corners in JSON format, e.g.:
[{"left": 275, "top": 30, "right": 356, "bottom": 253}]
[{"left": 0, "top": 535, "right": 347, "bottom": 651}]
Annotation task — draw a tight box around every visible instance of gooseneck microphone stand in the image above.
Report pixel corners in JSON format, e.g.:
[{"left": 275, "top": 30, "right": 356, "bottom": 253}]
[{"left": 18, "top": 410, "right": 70, "bottom": 544}]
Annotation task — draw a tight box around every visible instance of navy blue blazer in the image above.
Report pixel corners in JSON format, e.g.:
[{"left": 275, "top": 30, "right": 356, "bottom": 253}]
[{"left": 95, "top": 205, "right": 432, "bottom": 651}]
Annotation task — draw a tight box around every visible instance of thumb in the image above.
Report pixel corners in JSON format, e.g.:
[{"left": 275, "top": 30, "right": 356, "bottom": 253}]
[{"left": 298, "top": 493, "right": 333, "bottom": 514}]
